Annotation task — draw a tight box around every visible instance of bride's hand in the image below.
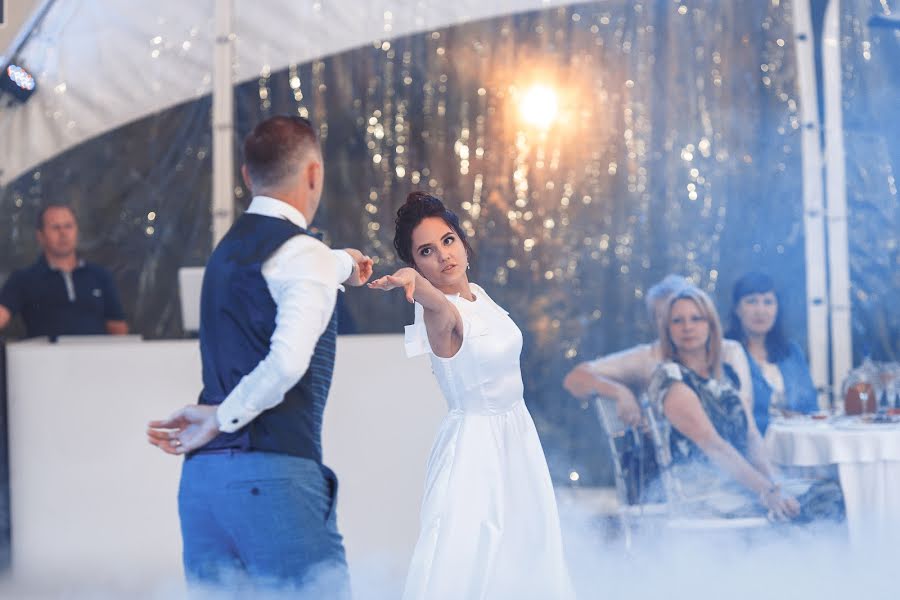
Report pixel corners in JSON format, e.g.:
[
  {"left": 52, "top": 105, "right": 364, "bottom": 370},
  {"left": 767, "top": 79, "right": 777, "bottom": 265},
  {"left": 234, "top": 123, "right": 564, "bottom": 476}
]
[{"left": 367, "top": 267, "right": 417, "bottom": 303}]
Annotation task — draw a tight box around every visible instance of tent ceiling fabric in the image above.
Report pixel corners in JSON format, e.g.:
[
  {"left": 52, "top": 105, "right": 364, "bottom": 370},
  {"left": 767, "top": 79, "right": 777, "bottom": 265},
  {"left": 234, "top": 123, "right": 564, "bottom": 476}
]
[{"left": 0, "top": 0, "right": 573, "bottom": 186}]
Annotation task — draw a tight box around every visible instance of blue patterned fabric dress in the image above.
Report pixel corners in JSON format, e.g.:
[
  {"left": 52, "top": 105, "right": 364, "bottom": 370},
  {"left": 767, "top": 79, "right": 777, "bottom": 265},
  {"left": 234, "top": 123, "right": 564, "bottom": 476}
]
[{"left": 647, "top": 361, "right": 844, "bottom": 523}]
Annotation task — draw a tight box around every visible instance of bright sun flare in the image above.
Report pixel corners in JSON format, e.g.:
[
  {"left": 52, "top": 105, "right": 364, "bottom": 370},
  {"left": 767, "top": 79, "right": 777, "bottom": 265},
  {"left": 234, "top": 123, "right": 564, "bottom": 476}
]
[{"left": 518, "top": 84, "right": 559, "bottom": 130}]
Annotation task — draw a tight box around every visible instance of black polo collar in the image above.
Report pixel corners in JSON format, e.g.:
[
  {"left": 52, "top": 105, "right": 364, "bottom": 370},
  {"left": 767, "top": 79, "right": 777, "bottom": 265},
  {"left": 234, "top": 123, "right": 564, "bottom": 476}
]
[{"left": 34, "top": 255, "right": 86, "bottom": 273}]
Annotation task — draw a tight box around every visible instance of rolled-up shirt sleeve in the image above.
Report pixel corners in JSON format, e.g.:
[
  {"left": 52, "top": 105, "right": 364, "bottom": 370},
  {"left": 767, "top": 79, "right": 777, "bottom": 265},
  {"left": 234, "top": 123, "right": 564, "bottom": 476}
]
[{"left": 217, "top": 239, "right": 353, "bottom": 432}]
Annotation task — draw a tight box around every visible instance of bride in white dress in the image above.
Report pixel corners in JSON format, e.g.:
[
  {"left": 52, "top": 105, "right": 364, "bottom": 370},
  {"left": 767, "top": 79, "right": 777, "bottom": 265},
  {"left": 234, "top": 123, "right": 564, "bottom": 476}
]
[{"left": 369, "top": 192, "right": 574, "bottom": 600}]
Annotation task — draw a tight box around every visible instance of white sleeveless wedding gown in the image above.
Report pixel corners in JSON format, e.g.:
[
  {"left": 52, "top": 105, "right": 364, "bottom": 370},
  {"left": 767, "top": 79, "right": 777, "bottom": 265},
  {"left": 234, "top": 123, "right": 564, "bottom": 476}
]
[{"left": 401, "top": 283, "right": 574, "bottom": 600}]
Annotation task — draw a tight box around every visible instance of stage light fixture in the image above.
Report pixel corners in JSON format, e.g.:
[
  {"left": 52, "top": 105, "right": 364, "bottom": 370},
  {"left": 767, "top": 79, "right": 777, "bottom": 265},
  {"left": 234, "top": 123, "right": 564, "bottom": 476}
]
[{"left": 1, "top": 63, "right": 37, "bottom": 103}]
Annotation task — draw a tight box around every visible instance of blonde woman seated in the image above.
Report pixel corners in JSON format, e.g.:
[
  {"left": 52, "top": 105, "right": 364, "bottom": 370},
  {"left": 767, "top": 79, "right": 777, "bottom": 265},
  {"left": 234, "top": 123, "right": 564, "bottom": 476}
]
[
  {"left": 563, "top": 275, "right": 753, "bottom": 428},
  {"left": 646, "top": 286, "right": 844, "bottom": 522}
]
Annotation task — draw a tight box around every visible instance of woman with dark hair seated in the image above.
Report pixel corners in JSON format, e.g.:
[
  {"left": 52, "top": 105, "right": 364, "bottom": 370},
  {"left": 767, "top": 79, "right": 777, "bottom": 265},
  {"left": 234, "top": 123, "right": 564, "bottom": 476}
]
[
  {"left": 368, "top": 192, "right": 573, "bottom": 599},
  {"left": 725, "top": 272, "right": 819, "bottom": 434},
  {"left": 647, "top": 286, "right": 844, "bottom": 523}
]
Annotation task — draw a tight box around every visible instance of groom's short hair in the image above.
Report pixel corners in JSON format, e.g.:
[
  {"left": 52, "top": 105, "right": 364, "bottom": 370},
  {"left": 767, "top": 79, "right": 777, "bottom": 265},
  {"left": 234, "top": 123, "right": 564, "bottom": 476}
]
[{"left": 242, "top": 116, "right": 320, "bottom": 190}]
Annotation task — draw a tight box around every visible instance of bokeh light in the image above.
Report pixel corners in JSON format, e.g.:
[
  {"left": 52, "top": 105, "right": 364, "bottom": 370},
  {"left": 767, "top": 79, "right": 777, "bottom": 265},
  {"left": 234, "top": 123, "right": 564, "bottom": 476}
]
[{"left": 518, "top": 84, "right": 559, "bottom": 130}]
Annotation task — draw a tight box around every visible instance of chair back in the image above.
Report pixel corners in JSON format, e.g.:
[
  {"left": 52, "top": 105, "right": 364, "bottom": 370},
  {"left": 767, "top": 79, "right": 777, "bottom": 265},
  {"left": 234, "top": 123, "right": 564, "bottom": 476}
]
[
  {"left": 593, "top": 396, "right": 659, "bottom": 506},
  {"left": 643, "top": 391, "right": 690, "bottom": 507}
]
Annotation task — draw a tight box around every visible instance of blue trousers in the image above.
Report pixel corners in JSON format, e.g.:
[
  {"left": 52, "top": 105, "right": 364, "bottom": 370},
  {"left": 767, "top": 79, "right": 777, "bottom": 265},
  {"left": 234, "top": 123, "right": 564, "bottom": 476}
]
[{"left": 178, "top": 451, "right": 350, "bottom": 595}]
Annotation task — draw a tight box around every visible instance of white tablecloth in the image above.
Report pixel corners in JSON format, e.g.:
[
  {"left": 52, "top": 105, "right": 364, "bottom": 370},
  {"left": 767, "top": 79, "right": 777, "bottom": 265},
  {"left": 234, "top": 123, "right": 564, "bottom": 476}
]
[{"left": 766, "top": 417, "right": 900, "bottom": 546}]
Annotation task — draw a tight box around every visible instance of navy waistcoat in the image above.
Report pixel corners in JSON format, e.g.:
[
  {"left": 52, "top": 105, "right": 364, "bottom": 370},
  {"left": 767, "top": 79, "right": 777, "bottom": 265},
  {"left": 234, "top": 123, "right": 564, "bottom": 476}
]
[{"left": 196, "top": 213, "right": 337, "bottom": 462}]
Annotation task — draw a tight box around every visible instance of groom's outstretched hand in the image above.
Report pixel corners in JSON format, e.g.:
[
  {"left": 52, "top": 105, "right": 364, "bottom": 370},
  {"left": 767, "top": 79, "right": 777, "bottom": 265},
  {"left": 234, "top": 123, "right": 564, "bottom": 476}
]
[
  {"left": 342, "top": 248, "right": 374, "bottom": 286},
  {"left": 147, "top": 405, "right": 220, "bottom": 455}
]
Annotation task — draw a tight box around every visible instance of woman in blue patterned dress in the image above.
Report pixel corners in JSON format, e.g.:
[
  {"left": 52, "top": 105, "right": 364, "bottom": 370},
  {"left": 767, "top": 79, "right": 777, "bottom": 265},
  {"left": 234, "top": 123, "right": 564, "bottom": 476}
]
[{"left": 647, "top": 285, "right": 843, "bottom": 523}]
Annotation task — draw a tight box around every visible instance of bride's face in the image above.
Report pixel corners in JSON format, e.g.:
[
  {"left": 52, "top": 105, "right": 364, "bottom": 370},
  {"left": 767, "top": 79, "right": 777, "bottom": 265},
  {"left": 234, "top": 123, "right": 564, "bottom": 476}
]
[{"left": 411, "top": 217, "right": 469, "bottom": 291}]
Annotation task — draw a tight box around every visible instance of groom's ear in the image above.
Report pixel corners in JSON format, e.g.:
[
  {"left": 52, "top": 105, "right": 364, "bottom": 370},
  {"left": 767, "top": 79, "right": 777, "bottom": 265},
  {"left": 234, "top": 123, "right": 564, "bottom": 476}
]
[
  {"left": 306, "top": 161, "right": 322, "bottom": 192},
  {"left": 240, "top": 165, "right": 253, "bottom": 191}
]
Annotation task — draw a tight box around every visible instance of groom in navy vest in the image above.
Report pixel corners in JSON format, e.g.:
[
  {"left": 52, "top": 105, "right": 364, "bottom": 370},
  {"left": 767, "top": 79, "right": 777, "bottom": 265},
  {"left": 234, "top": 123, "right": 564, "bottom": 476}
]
[{"left": 148, "top": 116, "right": 372, "bottom": 594}]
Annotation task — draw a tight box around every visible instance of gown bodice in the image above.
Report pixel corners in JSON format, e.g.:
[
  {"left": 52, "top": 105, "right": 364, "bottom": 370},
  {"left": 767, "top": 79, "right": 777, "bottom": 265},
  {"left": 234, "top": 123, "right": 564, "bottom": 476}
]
[{"left": 405, "top": 283, "right": 524, "bottom": 415}]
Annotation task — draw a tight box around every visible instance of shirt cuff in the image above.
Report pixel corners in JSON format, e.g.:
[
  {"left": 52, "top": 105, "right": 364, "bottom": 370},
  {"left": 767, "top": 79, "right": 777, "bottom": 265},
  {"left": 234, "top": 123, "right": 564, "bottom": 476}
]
[
  {"left": 216, "top": 398, "right": 261, "bottom": 433},
  {"left": 332, "top": 249, "right": 354, "bottom": 289}
]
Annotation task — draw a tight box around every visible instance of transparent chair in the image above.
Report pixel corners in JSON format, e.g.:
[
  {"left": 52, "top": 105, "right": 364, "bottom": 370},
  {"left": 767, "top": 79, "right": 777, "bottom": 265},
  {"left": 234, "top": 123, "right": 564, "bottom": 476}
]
[
  {"left": 592, "top": 395, "right": 668, "bottom": 548},
  {"left": 642, "top": 394, "right": 770, "bottom": 533}
]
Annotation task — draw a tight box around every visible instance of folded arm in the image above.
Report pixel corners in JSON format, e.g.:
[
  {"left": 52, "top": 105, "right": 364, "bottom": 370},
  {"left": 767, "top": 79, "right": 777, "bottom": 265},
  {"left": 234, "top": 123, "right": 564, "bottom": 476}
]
[
  {"left": 563, "top": 346, "right": 651, "bottom": 427},
  {"left": 105, "top": 320, "right": 129, "bottom": 335}
]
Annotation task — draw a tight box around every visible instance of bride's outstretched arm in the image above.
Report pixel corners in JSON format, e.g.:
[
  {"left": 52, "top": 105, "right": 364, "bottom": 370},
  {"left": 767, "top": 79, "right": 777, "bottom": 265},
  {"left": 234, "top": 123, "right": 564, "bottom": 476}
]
[{"left": 368, "top": 267, "right": 463, "bottom": 358}]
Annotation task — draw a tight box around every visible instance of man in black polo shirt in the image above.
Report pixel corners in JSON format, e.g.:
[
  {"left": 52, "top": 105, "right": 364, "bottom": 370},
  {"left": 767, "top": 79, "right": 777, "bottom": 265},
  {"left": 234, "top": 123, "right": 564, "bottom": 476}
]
[{"left": 0, "top": 204, "right": 128, "bottom": 339}]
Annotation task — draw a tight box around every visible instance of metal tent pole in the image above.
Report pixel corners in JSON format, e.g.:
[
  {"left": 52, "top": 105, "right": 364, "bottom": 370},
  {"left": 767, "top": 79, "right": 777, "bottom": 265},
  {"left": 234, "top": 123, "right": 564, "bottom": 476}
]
[
  {"left": 211, "top": 0, "right": 235, "bottom": 248},
  {"left": 791, "top": 0, "right": 830, "bottom": 408},
  {"left": 822, "top": 0, "right": 853, "bottom": 395}
]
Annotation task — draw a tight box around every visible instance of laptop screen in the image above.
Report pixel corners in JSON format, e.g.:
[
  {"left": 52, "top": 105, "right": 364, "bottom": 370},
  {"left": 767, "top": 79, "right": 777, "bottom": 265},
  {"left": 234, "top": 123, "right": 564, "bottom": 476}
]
[{"left": 178, "top": 267, "right": 204, "bottom": 332}]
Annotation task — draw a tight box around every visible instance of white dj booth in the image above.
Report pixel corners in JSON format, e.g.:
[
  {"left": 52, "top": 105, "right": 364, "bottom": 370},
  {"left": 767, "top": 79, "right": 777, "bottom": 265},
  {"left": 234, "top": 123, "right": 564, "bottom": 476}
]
[{"left": 4, "top": 333, "right": 444, "bottom": 591}]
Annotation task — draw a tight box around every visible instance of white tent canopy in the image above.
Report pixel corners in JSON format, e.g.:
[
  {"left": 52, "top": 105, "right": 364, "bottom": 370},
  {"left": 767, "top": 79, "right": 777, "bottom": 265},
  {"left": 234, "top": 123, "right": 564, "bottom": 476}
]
[
  {"left": 0, "top": 0, "right": 852, "bottom": 399},
  {"left": 0, "top": 0, "right": 572, "bottom": 186}
]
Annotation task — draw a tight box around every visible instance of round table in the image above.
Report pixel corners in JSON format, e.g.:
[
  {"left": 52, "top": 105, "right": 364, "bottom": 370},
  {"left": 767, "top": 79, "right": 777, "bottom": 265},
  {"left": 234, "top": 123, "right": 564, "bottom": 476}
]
[{"left": 766, "top": 416, "right": 900, "bottom": 546}]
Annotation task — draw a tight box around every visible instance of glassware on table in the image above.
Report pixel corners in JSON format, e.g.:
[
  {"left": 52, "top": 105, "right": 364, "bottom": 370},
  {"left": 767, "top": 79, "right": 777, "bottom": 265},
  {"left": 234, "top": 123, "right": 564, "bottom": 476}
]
[
  {"left": 888, "top": 365, "right": 900, "bottom": 412},
  {"left": 873, "top": 362, "right": 891, "bottom": 416},
  {"left": 843, "top": 361, "right": 876, "bottom": 416},
  {"left": 830, "top": 382, "right": 844, "bottom": 417},
  {"left": 856, "top": 385, "right": 874, "bottom": 416}
]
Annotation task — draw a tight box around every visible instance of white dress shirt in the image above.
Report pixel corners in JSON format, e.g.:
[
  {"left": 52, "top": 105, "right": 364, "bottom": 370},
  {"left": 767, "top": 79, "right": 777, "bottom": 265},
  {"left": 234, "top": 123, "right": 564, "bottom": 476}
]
[{"left": 216, "top": 195, "right": 354, "bottom": 432}]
